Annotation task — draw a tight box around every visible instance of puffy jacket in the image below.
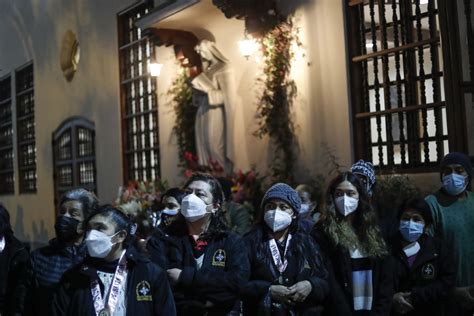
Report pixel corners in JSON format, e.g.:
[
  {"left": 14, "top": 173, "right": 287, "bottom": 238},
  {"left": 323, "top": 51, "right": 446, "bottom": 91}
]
[
  {"left": 390, "top": 234, "right": 456, "bottom": 316},
  {"left": 28, "top": 238, "right": 86, "bottom": 316},
  {"left": 242, "top": 225, "right": 329, "bottom": 315},
  {"left": 169, "top": 231, "right": 250, "bottom": 316},
  {"left": 51, "top": 246, "right": 176, "bottom": 316},
  {"left": 0, "top": 236, "right": 31, "bottom": 316}
]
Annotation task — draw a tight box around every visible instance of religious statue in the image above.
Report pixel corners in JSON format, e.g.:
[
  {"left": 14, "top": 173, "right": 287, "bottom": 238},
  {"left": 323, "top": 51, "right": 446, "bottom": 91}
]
[{"left": 191, "top": 40, "right": 235, "bottom": 174}]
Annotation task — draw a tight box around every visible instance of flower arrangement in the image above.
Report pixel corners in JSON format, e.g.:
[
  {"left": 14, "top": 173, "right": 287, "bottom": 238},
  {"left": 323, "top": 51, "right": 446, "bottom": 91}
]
[{"left": 114, "top": 180, "right": 168, "bottom": 218}]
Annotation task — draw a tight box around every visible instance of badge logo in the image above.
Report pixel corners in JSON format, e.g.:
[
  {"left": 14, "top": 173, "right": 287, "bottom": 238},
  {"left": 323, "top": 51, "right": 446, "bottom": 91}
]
[
  {"left": 421, "top": 263, "right": 435, "bottom": 279},
  {"left": 136, "top": 280, "right": 152, "bottom": 301},
  {"left": 212, "top": 249, "right": 226, "bottom": 267}
]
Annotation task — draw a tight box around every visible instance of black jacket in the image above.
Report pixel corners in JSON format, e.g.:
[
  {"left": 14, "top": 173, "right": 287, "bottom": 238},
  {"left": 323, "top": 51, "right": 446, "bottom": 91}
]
[
  {"left": 242, "top": 226, "right": 329, "bottom": 315},
  {"left": 27, "top": 239, "right": 86, "bottom": 316},
  {"left": 0, "top": 236, "right": 31, "bottom": 316},
  {"left": 312, "top": 230, "right": 393, "bottom": 316},
  {"left": 146, "top": 226, "right": 184, "bottom": 269},
  {"left": 52, "top": 246, "right": 176, "bottom": 316},
  {"left": 169, "top": 231, "right": 250, "bottom": 316},
  {"left": 390, "top": 234, "right": 456, "bottom": 316}
]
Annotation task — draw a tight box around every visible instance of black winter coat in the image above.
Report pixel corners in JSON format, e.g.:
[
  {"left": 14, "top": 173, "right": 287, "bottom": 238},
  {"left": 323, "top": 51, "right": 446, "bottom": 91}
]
[
  {"left": 0, "top": 236, "right": 30, "bottom": 316},
  {"left": 169, "top": 231, "right": 250, "bottom": 316},
  {"left": 390, "top": 234, "right": 456, "bottom": 316},
  {"left": 51, "top": 246, "right": 176, "bottom": 316},
  {"left": 312, "top": 230, "right": 393, "bottom": 316},
  {"left": 242, "top": 226, "right": 329, "bottom": 316}
]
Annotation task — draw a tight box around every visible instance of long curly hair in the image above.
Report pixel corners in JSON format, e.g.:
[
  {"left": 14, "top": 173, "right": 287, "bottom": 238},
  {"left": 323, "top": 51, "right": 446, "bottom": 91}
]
[
  {"left": 182, "top": 173, "right": 229, "bottom": 241},
  {"left": 318, "top": 172, "right": 387, "bottom": 258}
]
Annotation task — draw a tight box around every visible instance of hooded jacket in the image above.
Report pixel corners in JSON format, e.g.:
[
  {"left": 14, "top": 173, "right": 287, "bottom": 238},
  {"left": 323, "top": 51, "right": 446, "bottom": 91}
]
[{"left": 51, "top": 246, "right": 175, "bottom": 316}]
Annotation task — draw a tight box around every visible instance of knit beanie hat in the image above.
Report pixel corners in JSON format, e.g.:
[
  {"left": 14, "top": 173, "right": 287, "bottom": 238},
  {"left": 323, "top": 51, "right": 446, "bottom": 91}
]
[
  {"left": 351, "top": 160, "right": 376, "bottom": 195},
  {"left": 440, "top": 152, "right": 473, "bottom": 179},
  {"left": 261, "top": 183, "right": 302, "bottom": 213}
]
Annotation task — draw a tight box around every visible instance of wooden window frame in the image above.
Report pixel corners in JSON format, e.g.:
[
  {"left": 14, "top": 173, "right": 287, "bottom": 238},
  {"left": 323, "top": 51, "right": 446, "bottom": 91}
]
[
  {"left": 15, "top": 62, "right": 36, "bottom": 193},
  {"left": 52, "top": 116, "right": 97, "bottom": 208},
  {"left": 346, "top": 0, "right": 470, "bottom": 173},
  {"left": 0, "top": 75, "right": 14, "bottom": 195},
  {"left": 117, "top": 1, "right": 161, "bottom": 183}
]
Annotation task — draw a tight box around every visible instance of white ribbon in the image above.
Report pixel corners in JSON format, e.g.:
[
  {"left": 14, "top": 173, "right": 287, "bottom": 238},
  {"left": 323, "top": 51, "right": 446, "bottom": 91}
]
[
  {"left": 268, "top": 234, "right": 292, "bottom": 273},
  {"left": 90, "top": 250, "right": 128, "bottom": 316}
]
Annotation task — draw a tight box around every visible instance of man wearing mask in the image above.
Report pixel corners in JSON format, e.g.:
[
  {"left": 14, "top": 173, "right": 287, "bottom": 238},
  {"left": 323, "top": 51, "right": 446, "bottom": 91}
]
[
  {"left": 28, "top": 189, "right": 98, "bottom": 315},
  {"left": 426, "top": 152, "right": 474, "bottom": 314},
  {"left": 52, "top": 205, "right": 175, "bottom": 315}
]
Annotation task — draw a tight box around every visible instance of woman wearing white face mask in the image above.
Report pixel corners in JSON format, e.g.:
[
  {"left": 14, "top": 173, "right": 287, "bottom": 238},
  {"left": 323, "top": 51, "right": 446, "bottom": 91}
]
[
  {"left": 163, "top": 173, "right": 250, "bottom": 316},
  {"left": 425, "top": 152, "right": 474, "bottom": 314},
  {"left": 390, "top": 198, "right": 455, "bottom": 316},
  {"left": 52, "top": 205, "right": 176, "bottom": 316},
  {"left": 311, "top": 172, "right": 391, "bottom": 316},
  {"left": 242, "top": 183, "right": 328, "bottom": 315}
]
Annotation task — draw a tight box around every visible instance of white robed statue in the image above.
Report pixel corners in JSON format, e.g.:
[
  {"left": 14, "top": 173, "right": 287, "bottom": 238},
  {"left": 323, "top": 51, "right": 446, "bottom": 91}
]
[{"left": 191, "top": 40, "right": 235, "bottom": 174}]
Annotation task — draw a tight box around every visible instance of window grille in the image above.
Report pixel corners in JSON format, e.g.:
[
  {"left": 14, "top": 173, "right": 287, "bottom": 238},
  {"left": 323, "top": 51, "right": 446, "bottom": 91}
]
[
  {"left": 347, "top": 0, "right": 450, "bottom": 171},
  {"left": 16, "top": 63, "right": 36, "bottom": 192},
  {"left": 118, "top": 1, "right": 160, "bottom": 182},
  {"left": 52, "top": 117, "right": 97, "bottom": 207},
  {"left": 0, "top": 75, "right": 14, "bottom": 194}
]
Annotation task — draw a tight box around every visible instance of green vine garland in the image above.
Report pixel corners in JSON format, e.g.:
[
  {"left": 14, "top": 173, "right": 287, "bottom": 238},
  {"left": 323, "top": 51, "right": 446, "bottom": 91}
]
[
  {"left": 167, "top": 68, "right": 197, "bottom": 168},
  {"left": 254, "top": 20, "right": 298, "bottom": 182}
]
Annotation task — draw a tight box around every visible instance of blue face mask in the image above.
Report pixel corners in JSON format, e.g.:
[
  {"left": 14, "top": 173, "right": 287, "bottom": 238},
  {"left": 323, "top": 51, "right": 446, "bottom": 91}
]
[
  {"left": 399, "top": 220, "right": 424, "bottom": 242},
  {"left": 442, "top": 174, "right": 467, "bottom": 196}
]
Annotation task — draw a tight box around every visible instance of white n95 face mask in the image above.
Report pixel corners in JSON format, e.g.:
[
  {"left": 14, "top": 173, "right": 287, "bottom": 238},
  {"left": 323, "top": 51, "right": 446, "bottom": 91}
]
[
  {"left": 264, "top": 209, "right": 293, "bottom": 232},
  {"left": 181, "top": 193, "right": 210, "bottom": 223},
  {"left": 335, "top": 195, "right": 359, "bottom": 217},
  {"left": 85, "top": 229, "right": 118, "bottom": 258}
]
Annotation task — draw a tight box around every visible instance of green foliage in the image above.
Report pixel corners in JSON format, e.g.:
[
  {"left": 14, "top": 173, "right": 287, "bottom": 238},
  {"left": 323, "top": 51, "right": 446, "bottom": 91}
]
[
  {"left": 167, "top": 68, "right": 197, "bottom": 168},
  {"left": 254, "top": 21, "right": 298, "bottom": 183}
]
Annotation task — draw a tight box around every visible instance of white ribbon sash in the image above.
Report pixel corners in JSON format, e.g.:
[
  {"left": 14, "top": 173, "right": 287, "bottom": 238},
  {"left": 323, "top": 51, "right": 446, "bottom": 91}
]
[
  {"left": 268, "top": 234, "right": 292, "bottom": 273},
  {"left": 90, "top": 250, "right": 128, "bottom": 316}
]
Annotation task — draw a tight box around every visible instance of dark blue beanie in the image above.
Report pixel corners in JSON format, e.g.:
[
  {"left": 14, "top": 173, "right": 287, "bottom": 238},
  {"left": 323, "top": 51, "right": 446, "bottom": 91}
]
[
  {"left": 440, "top": 152, "right": 473, "bottom": 179},
  {"left": 261, "top": 183, "right": 302, "bottom": 213}
]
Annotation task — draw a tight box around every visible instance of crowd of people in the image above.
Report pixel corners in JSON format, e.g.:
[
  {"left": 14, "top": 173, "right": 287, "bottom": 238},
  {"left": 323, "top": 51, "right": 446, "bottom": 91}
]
[{"left": 0, "top": 151, "right": 473, "bottom": 316}]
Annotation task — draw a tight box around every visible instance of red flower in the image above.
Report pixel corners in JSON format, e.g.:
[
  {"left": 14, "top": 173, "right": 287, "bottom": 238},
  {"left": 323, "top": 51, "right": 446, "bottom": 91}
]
[
  {"left": 184, "top": 169, "right": 193, "bottom": 178},
  {"left": 184, "top": 151, "right": 194, "bottom": 162}
]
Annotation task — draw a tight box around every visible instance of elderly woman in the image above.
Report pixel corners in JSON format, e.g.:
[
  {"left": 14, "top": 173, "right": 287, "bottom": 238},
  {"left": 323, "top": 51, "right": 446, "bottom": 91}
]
[{"left": 242, "top": 183, "right": 328, "bottom": 315}]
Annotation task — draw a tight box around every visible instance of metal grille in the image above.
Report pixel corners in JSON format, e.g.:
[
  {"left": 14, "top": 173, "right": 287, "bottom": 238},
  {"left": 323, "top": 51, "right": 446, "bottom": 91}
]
[
  {"left": 16, "top": 63, "right": 36, "bottom": 193},
  {"left": 0, "top": 75, "right": 14, "bottom": 194},
  {"left": 118, "top": 2, "right": 160, "bottom": 183},
  {"left": 53, "top": 117, "right": 97, "bottom": 208},
  {"left": 348, "top": 0, "right": 449, "bottom": 171}
]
